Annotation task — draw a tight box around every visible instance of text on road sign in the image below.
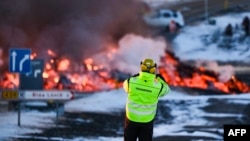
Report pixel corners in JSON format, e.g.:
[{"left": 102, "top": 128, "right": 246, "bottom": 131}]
[{"left": 1, "top": 90, "right": 19, "bottom": 100}]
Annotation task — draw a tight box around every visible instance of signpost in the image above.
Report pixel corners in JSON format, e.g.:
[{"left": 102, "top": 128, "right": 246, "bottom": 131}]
[
  {"left": 9, "top": 48, "right": 31, "bottom": 126},
  {"left": 0, "top": 90, "right": 74, "bottom": 127},
  {"left": 7, "top": 48, "right": 74, "bottom": 127},
  {"left": 20, "top": 90, "right": 74, "bottom": 125}
]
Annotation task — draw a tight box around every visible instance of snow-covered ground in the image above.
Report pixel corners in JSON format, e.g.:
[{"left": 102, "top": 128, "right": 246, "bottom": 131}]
[
  {"left": 0, "top": 9, "right": 250, "bottom": 141},
  {"left": 0, "top": 89, "right": 249, "bottom": 141},
  {"left": 173, "top": 12, "right": 250, "bottom": 62}
]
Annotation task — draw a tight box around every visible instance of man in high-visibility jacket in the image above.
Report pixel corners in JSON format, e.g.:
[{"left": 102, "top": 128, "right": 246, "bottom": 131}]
[{"left": 123, "top": 58, "right": 170, "bottom": 141}]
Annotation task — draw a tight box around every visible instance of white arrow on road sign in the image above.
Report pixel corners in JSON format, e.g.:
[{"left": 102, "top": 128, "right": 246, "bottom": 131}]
[
  {"left": 34, "top": 69, "right": 41, "bottom": 78},
  {"left": 22, "top": 90, "right": 74, "bottom": 101},
  {"left": 9, "top": 48, "right": 31, "bottom": 73},
  {"left": 11, "top": 51, "right": 17, "bottom": 71},
  {"left": 20, "top": 54, "right": 30, "bottom": 71}
]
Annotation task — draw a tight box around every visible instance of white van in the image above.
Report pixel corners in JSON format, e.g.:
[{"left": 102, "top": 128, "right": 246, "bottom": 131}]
[{"left": 143, "top": 9, "right": 185, "bottom": 28}]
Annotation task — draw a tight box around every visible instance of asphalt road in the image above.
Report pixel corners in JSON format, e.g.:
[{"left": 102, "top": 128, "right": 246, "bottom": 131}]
[
  {"left": 158, "top": 0, "right": 250, "bottom": 24},
  {"left": 9, "top": 97, "right": 250, "bottom": 141}
]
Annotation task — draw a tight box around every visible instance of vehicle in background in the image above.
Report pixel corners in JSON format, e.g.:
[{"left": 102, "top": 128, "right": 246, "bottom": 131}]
[{"left": 143, "top": 9, "right": 185, "bottom": 29}]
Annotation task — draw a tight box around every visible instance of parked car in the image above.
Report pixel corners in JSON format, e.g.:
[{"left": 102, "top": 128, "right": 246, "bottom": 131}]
[{"left": 143, "top": 9, "right": 185, "bottom": 29}]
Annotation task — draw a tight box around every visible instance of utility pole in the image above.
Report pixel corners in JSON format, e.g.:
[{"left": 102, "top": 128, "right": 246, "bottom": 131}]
[
  {"left": 224, "top": 0, "right": 228, "bottom": 10},
  {"left": 204, "top": 0, "right": 208, "bottom": 22}
]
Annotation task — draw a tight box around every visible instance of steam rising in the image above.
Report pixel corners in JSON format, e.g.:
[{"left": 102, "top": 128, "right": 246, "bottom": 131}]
[
  {"left": 0, "top": 0, "right": 150, "bottom": 62},
  {"left": 92, "top": 34, "right": 167, "bottom": 74},
  {"left": 196, "top": 60, "right": 234, "bottom": 82}
]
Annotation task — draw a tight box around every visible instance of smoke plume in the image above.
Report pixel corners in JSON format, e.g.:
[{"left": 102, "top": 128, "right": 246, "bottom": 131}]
[{"left": 0, "top": 0, "right": 151, "bottom": 62}]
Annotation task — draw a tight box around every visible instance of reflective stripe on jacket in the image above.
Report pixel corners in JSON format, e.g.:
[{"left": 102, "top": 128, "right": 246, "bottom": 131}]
[{"left": 123, "top": 71, "right": 170, "bottom": 123}]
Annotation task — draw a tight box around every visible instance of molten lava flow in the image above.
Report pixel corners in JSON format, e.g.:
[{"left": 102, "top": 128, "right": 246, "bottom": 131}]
[
  {"left": 41, "top": 49, "right": 121, "bottom": 92},
  {"left": 158, "top": 51, "right": 250, "bottom": 94},
  {"left": 0, "top": 49, "right": 249, "bottom": 94}
]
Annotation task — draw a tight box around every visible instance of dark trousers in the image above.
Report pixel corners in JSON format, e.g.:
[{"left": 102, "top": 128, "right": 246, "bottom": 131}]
[{"left": 124, "top": 116, "right": 154, "bottom": 141}]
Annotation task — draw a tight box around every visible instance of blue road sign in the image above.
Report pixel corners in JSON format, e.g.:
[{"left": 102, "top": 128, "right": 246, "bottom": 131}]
[
  {"left": 9, "top": 48, "right": 31, "bottom": 73},
  {"left": 20, "top": 59, "right": 44, "bottom": 90}
]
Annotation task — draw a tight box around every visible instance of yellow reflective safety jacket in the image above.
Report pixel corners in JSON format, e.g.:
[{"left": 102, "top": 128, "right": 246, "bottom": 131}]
[{"left": 123, "top": 71, "right": 170, "bottom": 123}]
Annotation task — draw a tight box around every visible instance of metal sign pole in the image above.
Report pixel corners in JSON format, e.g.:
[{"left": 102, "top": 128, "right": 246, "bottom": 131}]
[
  {"left": 9, "top": 48, "right": 32, "bottom": 127},
  {"left": 56, "top": 102, "right": 59, "bottom": 127},
  {"left": 18, "top": 77, "right": 22, "bottom": 127},
  {"left": 18, "top": 100, "right": 21, "bottom": 126}
]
